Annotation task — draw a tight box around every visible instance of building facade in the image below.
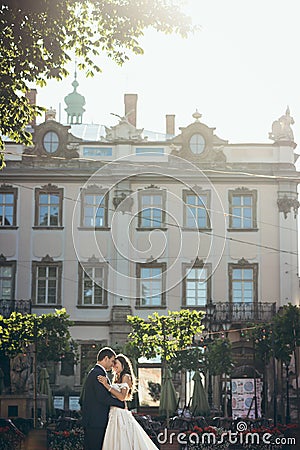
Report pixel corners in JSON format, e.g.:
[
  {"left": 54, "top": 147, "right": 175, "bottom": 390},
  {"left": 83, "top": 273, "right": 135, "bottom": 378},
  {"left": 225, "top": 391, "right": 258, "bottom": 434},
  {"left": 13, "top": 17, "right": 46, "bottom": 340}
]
[{"left": 1, "top": 88, "right": 299, "bottom": 413}]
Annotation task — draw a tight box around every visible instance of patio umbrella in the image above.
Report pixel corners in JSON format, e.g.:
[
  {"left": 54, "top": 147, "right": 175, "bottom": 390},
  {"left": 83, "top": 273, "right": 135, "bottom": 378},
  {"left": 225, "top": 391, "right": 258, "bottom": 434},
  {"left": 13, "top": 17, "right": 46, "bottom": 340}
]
[
  {"left": 39, "top": 367, "right": 55, "bottom": 417},
  {"left": 191, "top": 371, "right": 210, "bottom": 417},
  {"left": 159, "top": 367, "right": 178, "bottom": 422}
]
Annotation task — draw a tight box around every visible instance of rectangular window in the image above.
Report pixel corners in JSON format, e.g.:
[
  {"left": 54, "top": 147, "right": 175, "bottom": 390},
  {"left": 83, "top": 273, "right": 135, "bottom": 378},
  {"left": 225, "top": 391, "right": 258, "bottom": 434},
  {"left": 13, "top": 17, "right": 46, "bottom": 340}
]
[
  {"left": 82, "top": 194, "right": 107, "bottom": 227},
  {"left": 0, "top": 262, "right": 16, "bottom": 300},
  {"left": 32, "top": 260, "right": 62, "bottom": 305},
  {"left": 229, "top": 261, "right": 258, "bottom": 305},
  {"left": 186, "top": 267, "right": 208, "bottom": 306},
  {"left": 139, "top": 192, "right": 164, "bottom": 228},
  {"left": 137, "top": 263, "right": 166, "bottom": 307},
  {"left": 183, "top": 191, "right": 210, "bottom": 229},
  {"left": 36, "top": 266, "right": 58, "bottom": 304},
  {"left": 135, "top": 147, "right": 164, "bottom": 156},
  {"left": 232, "top": 268, "right": 254, "bottom": 303},
  {"left": 35, "top": 186, "right": 63, "bottom": 228},
  {"left": 78, "top": 263, "right": 108, "bottom": 307},
  {"left": 0, "top": 187, "right": 17, "bottom": 227},
  {"left": 83, "top": 147, "right": 112, "bottom": 157},
  {"left": 38, "top": 194, "right": 60, "bottom": 226},
  {"left": 182, "top": 260, "right": 211, "bottom": 307},
  {"left": 228, "top": 189, "right": 257, "bottom": 229}
]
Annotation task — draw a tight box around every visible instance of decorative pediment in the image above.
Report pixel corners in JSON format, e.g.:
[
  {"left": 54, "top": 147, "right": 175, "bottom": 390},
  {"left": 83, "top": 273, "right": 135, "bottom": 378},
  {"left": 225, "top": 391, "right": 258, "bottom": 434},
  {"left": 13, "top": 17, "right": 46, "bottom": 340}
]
[
  {"left": 191, "top": 257, "right": 205, "bottom": 266},
  {"left": 24, "top": 120, "right": 79, "bottom": 159},
  {"left": 41, "top": 254, "right": 54, "bottom": 263},
  {"left": 81, "top": 184, "right": 105, "bottom": 193},
  {"left": 40, "top": 183, "right": 59, "bottom": 191},
  {"left": 237, "top": 257, "right": 250, "bottom": 265},
  {"left": 143, "top": 184, "right": 160, "bottom": 190},
  {"left": 86, "top": 255, "right": 100, "bottom": 263},
  {"left": 234, "top": 187, "right": 250, "bottom": 191},
  {"left": 170, "top": 111, "right": 228, "bottom": 163},
  {"left": 145, "top": 255, "right": 158, "bottom": 263},
  {"left": 105, "top": 116, "right": 145, "bottom": 141}
]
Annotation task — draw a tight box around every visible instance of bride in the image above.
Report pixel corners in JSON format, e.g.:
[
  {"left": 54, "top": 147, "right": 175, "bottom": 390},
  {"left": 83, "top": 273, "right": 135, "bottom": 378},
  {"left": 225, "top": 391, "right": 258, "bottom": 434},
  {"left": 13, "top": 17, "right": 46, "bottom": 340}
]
[{"left": 98, "top": 353, "right": 158, "bottom": 450}]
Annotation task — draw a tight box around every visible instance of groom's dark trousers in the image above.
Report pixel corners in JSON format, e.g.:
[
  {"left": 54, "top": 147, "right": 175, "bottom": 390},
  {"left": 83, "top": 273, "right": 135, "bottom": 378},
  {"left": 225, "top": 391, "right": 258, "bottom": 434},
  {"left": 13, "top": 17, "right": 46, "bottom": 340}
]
[
  {"left": 82, "top": 365, "right": 125, "bottom": 450},
  {"left": 83, "top": 426, "right": 105, "bottom": 450}
]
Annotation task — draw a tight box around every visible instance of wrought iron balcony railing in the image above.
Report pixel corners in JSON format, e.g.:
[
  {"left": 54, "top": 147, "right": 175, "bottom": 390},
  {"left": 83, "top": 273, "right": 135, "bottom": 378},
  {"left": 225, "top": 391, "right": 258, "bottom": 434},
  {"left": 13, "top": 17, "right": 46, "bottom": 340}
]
[
  {"left": 212, "top": 301, "right": 276, "bottom": 323},
  {"left": 0, "top": 299, "right": 31, "bottom": 318}
]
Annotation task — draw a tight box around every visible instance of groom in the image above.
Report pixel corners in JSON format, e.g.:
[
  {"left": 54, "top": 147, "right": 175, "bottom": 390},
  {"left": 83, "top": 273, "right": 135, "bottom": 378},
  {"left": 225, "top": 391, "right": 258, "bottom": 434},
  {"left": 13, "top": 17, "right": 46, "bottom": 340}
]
[{"left": 82, "top": 347, "right": 125, "bottom": 450}]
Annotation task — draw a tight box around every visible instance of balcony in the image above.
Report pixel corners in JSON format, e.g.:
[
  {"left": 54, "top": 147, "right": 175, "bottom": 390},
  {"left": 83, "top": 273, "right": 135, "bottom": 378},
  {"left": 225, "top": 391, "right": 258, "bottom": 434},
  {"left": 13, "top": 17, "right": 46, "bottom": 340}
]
[
  {"left": 0, "top": 299, "right": 31, "bottom": 318},
  {"left": 212, "top": 301, "right": 276, "bottom": 323}
]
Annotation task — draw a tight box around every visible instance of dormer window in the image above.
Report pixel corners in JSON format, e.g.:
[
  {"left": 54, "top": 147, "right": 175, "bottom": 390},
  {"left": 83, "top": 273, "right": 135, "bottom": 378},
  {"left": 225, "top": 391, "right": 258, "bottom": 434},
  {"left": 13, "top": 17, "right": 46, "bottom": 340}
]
[
  {"left": 189, "top": 133, "right": 206, "bottom": 154},
  {"left": 43, "top": 131, "right": 59, "bottom": 154}
]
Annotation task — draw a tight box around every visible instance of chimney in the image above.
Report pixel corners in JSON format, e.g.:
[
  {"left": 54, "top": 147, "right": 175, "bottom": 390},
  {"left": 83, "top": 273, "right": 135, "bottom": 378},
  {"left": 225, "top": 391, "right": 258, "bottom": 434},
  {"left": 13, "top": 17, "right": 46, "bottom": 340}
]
[
  {"left": 25, "top": 88, "right": 37, "bottom": 126},
  {"left": 166, "top": 114, "right": 175, "bottom": 136},
  {"left": 124, "top": 94, "right": 137, "bottom": 127}
]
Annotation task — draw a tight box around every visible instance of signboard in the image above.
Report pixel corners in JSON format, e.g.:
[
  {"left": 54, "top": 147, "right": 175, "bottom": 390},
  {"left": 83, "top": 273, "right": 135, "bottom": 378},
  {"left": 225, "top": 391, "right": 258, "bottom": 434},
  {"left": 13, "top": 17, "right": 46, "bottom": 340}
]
[
  {"left": 69, "top": 396, "right": 81, "bottom": 411},
  {"left": 138, "top": 367, "right": 161, "bottom": 407},
  {"left": 53, "top": 396, "right": 64, "bottom": 410},
  {"left": 231, "top": 378, "right": 262, "bottom": 419}
]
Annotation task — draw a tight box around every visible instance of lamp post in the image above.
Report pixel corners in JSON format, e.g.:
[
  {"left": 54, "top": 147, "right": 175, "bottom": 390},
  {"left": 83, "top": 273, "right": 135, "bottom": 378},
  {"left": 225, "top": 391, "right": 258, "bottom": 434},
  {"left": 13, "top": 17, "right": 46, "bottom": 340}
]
[
  {"left": 271, "top": 330, "right": 277, "bottom": 425},
  {"left": 203, "top": 302, "right": 218, "bottom": 409},
  {"left": 285, "top": 363, "right": 291, "bottom": 424},
  {"left": 222, "top": 318, "right": 231, "bottom": 417}
]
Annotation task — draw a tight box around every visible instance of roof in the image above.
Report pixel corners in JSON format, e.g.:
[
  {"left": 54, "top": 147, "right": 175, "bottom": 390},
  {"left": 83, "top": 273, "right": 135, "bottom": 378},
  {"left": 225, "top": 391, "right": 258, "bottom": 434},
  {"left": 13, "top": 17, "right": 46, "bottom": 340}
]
[{"left": 67, "top": 124, "right": 173, "bottom": 142}]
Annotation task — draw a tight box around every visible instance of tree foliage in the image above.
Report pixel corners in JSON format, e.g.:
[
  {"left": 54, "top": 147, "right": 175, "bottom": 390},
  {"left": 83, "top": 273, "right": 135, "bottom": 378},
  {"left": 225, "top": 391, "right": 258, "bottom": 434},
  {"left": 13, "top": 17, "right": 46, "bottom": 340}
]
[
  {"left": 0, "top": 308, "right": 77, "bottom": 363},
  {"left": 169, "top": 346, "right": 205, "bottom": 373},
  {"left": 273, "top": 303, "right": 300, "bottom": 365},
  {"left": 0, "top": 0, "right": 192, "bottom": 166},
  {"left": 206, "top": 338, "right": 234, "bottom": 376},
  {"left": 249, "top": 323, "right": 273, "bottom": 364},
  {"left": 250, "top": 304, "right": 300, "bottom": 365},
  {"left": 127, "top": 309, "right": 204, "bottom": 362}
]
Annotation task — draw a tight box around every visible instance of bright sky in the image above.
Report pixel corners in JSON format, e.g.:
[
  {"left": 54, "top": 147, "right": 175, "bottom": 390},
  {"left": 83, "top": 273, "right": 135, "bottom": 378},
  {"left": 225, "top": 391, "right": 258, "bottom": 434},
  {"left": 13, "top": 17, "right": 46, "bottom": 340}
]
[{"left": 38, "top": 0, "right": 300, "bottom": 149}]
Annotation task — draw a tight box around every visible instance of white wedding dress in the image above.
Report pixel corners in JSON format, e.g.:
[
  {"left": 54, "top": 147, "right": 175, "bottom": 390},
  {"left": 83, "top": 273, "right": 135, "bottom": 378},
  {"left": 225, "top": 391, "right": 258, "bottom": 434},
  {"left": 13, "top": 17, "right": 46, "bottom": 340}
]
[{"left": 102, "top": 383, "right": 158, "bottom": 449}]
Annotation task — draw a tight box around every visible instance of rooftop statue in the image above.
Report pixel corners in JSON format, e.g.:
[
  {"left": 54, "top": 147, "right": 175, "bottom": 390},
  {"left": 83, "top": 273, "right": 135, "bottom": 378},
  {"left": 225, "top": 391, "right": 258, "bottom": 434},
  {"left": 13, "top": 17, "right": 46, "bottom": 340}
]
[
  {"left": 105, "top": 111, "right": 144, "bottom": 141},
  {"left": 269, "top": 106, "right": 294, "bottom": 142}
]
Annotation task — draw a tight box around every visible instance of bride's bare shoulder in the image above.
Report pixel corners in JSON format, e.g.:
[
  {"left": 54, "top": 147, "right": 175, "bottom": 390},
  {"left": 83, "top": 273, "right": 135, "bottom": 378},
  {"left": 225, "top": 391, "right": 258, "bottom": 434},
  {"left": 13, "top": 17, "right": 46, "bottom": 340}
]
[{"left": 121, "top": 373, "right": 132, "bottom": 388}]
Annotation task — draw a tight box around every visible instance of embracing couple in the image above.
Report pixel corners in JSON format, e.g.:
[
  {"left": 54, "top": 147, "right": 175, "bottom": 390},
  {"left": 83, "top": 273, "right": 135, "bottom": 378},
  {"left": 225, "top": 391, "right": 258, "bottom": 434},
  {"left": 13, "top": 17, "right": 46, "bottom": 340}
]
[{"left": 82, "top": 347, "right": 158, "bottom": 450}]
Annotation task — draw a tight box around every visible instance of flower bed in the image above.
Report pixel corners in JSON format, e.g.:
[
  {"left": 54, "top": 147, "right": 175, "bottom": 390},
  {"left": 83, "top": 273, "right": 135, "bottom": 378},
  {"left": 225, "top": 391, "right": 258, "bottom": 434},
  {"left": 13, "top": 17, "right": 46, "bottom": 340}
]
[
  {"left": 0, "top": 425, "right": 25, "bottom": 450},
  {"left": 182, "top": 423, "right": 299, "bottom": 450},
  {"left": 47, "top": 428, "right": 84, "bottom": 450},
  {"left": 240, "top": 424, "right": 286, "bottom": 450},
  {"left": 184, "top": 425, "right": 229, "bottom": 450}
]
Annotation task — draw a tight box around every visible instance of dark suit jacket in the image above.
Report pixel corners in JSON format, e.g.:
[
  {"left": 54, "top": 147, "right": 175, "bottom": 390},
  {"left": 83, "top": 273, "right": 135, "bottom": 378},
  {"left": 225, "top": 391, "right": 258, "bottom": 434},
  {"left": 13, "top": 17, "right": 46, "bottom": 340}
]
[{"left": 82, "top": 365, "right": 125, "bottom": 428}]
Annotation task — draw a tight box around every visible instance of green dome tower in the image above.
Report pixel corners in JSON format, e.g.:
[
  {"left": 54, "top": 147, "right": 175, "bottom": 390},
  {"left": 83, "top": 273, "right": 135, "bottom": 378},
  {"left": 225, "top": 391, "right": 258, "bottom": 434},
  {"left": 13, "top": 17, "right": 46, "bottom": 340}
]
[{"left": 64, "top": 71, "right": 85, "bottom": 124}]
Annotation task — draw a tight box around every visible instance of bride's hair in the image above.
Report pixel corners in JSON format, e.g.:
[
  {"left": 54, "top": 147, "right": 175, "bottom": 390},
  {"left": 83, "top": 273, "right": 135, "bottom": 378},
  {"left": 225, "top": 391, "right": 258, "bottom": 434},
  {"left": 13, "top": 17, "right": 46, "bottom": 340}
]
[{"left": 113, "top": 353, "right": 137, "bottom": 401}]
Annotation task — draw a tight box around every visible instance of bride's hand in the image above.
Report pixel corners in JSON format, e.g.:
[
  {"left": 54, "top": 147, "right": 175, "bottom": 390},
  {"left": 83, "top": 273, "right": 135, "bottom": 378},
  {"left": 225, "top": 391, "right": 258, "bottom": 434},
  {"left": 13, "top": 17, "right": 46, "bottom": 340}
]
[{"left": 97, "top": 375, "right": 109, "bottom": 389}]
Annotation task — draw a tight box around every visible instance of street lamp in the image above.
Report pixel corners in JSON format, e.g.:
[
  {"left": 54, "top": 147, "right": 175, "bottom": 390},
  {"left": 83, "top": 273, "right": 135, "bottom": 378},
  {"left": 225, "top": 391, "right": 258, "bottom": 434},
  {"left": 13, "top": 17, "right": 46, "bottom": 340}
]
[
  {"left": 222, "top": 318, "right": 231, "bottom": 417},
  {"left": 284, "top": 363, "right": 291, "bottom": 424},
  {"left": 203, "top": 302, "right": 218, "bottom": 410}
]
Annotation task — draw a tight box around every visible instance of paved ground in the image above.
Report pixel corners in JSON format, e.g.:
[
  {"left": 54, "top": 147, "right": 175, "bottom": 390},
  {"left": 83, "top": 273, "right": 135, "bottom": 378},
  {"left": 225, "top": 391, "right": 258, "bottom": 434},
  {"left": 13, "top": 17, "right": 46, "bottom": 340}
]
[{"left": 24, "top": 429, "right": 47, "bottom": 450}]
